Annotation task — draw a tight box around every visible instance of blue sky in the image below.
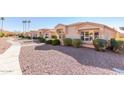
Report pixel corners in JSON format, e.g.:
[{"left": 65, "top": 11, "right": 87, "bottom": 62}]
[{"left": 1, "top": 17, "right": 124, "bottom": 32}]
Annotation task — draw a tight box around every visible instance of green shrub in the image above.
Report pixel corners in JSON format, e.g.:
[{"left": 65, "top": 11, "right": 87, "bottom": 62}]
[
  {"left": 45, "top": 36, "right": 48, "bottom": 39},
  {"left": 25, "top": 36, "right": 31, "bottom": 39},
  {"left": 51, "top": 35, "right": 57, "bottom": 39},
  {"left": 63, "top": 38, "right": 72, "bottom": 46},
  {"left": 45, "top": 39, "right": 52, "bottom": 44},
  {"left": 110, "top": 38, "right": 117, "bottom": 50},
  {"left": 52, "top": 39, "right": 60, "bottom": 46},
  {"left": 18, "top": 34, "right": 24, "bottom": 38},
  {"left": 0, "top": 32, "right": 4, "bottom": 37},
  {"left": 112, "top": 40, "right": 124, "bottom": 54},
  {"left": 93, "top": 39, "right": 108, "bottom": 51},
  {"left": 38, "top": 37, "right": 45, "bottom": 43},
  {"left": 33, "top": 37, "right": 38, "bottom": 39},
  {"left": 72, "top": 39, "right": 82, "bottom": 48}
]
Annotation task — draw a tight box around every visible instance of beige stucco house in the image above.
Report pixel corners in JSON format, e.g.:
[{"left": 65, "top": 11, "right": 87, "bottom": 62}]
[
  {"left": 37, "top": 29, "right": 57, "bottom": 38},
  {"left": 24, "top": 22, "right": 124, "bottom": 43},
  {"left": 25, "top": 30, "right": 38, "bottom": 37},
  {"left": 55, "top": 22, "right": 124, "bottom": 43}
]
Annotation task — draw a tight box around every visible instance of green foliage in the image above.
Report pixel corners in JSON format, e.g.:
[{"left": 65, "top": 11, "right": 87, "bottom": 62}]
[
  {"left": 51, "top": 35, "right": 57, "bottom": 39},
  {"left": 45, "top": 39, "right": 52, "bottom": 44},
  {"left": 110, "top": 38, "right": 117, "bottom": 50},
  {"left": 112, "top": 40, "right": 124, "bottom": 54},
  {"left": 32, "top": 37, "right": 38, "bottom": 39},
  {"left": 93, "top": 39, "right": 108, "bottom": 51},
  {"left": 25, "top": 36, "right": 31, "bottom": 39},
  {"left": 18, "top": 34, "right": 24, "bottom": 38},
  {"left": 52, "top": 39, "right": 60, "bottom": 46},
  {"left": 72, "top": 39, "right": 82, "bottom": 48},
  {"left": 38, "top": 36, "right": 45, "bottom": 43},
  {"left": 63, "top": 38, "right": 72, "bottom": 46},
  {"left": 18, "top": 34, "right": 31, "bottom": 39},
  {"left": 0, "top": 32, "right": 4, "bottom": 37},
  {"left": 45, "top": 36, "right": 48, "bottom": 39}
]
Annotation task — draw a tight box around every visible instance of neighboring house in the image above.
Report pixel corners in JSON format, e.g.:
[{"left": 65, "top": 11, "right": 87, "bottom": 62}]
[
  {"left": 25, "top": 30, "right": 38, "bottom": 38},
  {"left": 116, "top": 32, "right": 124, "bottom": 41},
  {"left": 37, "top": 29, "right": 57, "bottom": 39},
  {"left": 0, "top": 29, "right": 16, "bottom": 36},
  {"left": 25, "top": 29, "right": 57, "bottom": 39},
  {"left": 55, "top": 22, "right": 124, "bottom": 43}
]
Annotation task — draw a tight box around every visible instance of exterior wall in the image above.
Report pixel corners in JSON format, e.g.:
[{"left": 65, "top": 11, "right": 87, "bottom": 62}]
[
  {"left": 25, "top": 31, "right": 39, "bottom": 37},
  {"left": 66, "top": 26, "right": 80, "bottom": 39},
  {"left": 43, "top": 30, "right": 51, "bottom": 38},
  {"left": 31, "top": 32, "right": 38, "bottom": 37},
  {"left": 37, "top": 31, "right": 43, "bottom": 37},
  {"left": 55, "top": 24, "right": 66, "bottom": 34},
  {"left": 116, "top": 32, "right": 124, "bottom": 41},
  {"left": 37, "top": 29, "right": 57, "bottom": 39},
  {"left": 64, "top": 23, "right": 117, "bottom": 40},
  {"left": 102, "top": 27, "right": 117, "bottom": 40}
]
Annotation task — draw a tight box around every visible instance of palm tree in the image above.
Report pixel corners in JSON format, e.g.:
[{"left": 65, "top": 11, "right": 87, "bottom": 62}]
[
  {"left": 27, "top": 20, "right": 31, "bottom": 32},
  {"left": 0, "top": 17, "right": 5, "bottom": 32},
  {"left": 22, "top": 21, "right": 25, "bottom": 32},
  {"left": 22, "top": 20, "right": 27, "bottom": 34}
]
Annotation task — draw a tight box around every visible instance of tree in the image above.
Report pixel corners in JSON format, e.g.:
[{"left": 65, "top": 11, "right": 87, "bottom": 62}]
[
  {"left": 0, "top": 17, "right": 5, "bottom": 32},
  {"left": 22, "top": 20, "right": 27, "bottom": 34},
  {"left": 27, "top": 20, "right": 31, "bottom": 32}
]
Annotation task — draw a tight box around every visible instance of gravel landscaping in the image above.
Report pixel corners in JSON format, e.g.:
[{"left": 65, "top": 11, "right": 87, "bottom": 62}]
[
  {"left": 19, "top": 43, "right": 124, "bottom": 75},
  {"left": 0, "top": 38, "right": 11, "bottom": 54}
]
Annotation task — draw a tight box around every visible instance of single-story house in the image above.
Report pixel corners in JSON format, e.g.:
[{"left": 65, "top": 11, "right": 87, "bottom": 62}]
[
  {"left": 25, "top": 30, "right": 38, "bottom": 37},
  {"left": 25, "top": 29, "right": 58, "bottom": 39},
  {"left": 37, "top": 29, "right": 57, "bottom": 39},
  {"left": 55, "top": 22, "right": 124, "bottom": 43}
]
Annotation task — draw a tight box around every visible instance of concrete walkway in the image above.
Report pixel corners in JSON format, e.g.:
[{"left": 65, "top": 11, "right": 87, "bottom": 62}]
[{"left": 0, "top": 40, "right": 22, "bottom": 75}]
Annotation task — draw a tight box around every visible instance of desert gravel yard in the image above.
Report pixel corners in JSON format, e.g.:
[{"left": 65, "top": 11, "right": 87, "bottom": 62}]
[
  {"left": 0, "top": 38, "right": 11, "bottom": 54},
  {"left": 19, "top": 43, "right": 124, "bottom": 75}
]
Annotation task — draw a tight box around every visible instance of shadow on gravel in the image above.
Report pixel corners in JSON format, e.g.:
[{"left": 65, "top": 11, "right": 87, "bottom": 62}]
[{"left": 35, "top": 44, "right": 124, "bottom": 71}]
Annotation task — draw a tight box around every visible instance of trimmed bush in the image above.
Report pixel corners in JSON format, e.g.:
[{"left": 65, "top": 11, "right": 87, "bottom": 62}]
[
  {"left": 25, "top": 36, "right": 31, "bottom": 39},
  {"left": 0, "top": 32, "right": 4, "bottom": 37},
  {"left": 18, "top": 34, "right": 24, "bottom": 38},
  {"left": 93, "top": 39, "right": 108, "bottom": 51},
  {"left": 45, "top": 39, "right": 52, "bottom": 44},
  {"left": 33, "top": 37, "right": 38, "bottom": 39},
  {"left": 72, "top": 39, "right": 82, "bottom": 48},
  {"left": 63, "top": 38, "right": 72, "bottom": 46},
  {"left": 52, "top": 39, "right": 60, "bottom": 46},
  {"left": 51, "top": 35, "right": 57, "bottom": 39},
  {"left": 38, "top": 37, "right": 45, "bottom": 43},
  {"left": 18, "top": 34, "right": 32, "bottom": 39},
  {"left": 110, "top": 38, "right": 117, "bottom": 50},
  {"left": 112, "top": 40, "right": 124, "bottom": 54}
]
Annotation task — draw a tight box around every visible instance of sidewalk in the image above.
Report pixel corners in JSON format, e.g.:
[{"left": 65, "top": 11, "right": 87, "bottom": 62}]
[{"left": 0, "top": 40, "right": 22, "bottom": 75}]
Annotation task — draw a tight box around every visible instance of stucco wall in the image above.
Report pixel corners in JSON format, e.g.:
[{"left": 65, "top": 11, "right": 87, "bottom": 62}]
[
  {"left": 66, "top": 23, "right": 117, "bottom": 40},
  {"left": 101, "top": 27, "right": 117, "bottom": 40},
  {"left": 66, "top": 26, "right": 80, "bottom": 39}
]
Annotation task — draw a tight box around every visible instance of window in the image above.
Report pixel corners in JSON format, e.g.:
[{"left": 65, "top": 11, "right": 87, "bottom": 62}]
[{"left": 94, "top": 32, "right": 99, "bottom": 39}]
